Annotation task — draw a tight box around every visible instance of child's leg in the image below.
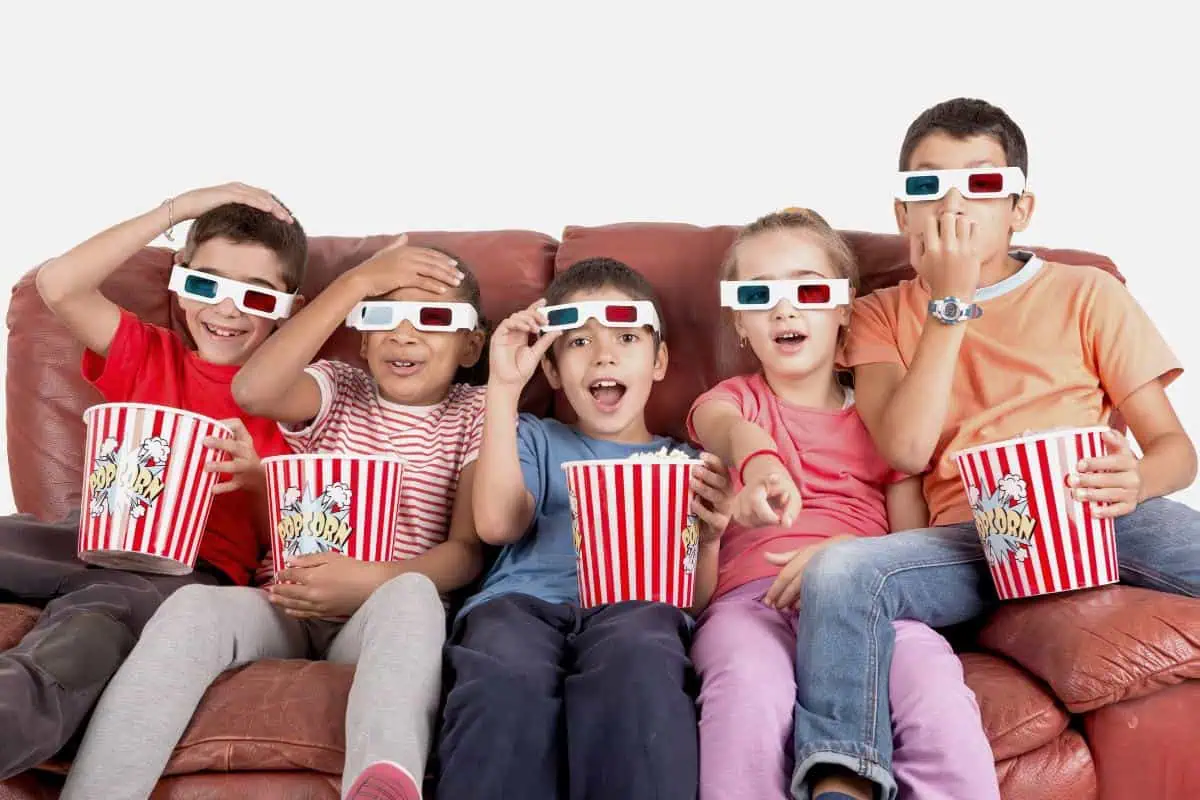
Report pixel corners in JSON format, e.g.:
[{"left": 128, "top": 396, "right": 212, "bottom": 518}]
[
  {"left": 324, "top": 573, "right": 445, "bottom": 796},
  {"left": 789, "top": 522, "right": 990, "bottom": 800},
  {"left": 1113, "top": 497, "right": 1200, "bottom": 596},
  {"left": 692, "top": 579, "right": 796, "bottom": 800},
  {"left": 0, "top": 513, "right": 83, "bottom": 599},
  {"left": 60, "top": 585, "right": 308, "bottom": 800},
  {"left": 0, "top": 563, "right": 218, "bottom": 778},
  {"left": 567, "top": 601, "right": 696, "bottom": 800},
  {"left": 890, "top": 620, "right": 998, "bottom": 800},
  {"left": 435, "top": 594, "right": 570, "bottom": 800}
]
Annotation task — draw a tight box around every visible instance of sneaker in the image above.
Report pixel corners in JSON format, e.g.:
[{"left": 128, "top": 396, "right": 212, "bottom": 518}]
[{"left": 344, "top": 760, "right": 422, "bottom": 800}]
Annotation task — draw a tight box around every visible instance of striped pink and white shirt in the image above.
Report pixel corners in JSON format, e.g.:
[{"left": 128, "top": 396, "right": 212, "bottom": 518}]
[{"left": 282, "top": 360, "right": 486, "bottom": 562}]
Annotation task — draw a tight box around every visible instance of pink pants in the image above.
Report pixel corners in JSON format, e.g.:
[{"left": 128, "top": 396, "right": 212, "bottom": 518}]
[{"left": 692, "top": 579, "right": 999, "bottom": 800}]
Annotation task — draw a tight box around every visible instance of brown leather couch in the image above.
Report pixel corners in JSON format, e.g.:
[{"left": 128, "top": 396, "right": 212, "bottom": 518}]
[{"left": 3, "top": 225, "right": 1199, "bottom": 800}]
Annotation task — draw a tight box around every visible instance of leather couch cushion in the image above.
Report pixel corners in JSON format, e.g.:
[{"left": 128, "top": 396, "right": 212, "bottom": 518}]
[
  {"left": 979, "top": 586, "right": 1200, "bottom": 713},
  {"left": 995, "top": 729, "right": 1097, "bottom": 800},
  {"left": 1084, "top": 679, "right": 1200, "bottom": 800},
  {"left": 960, "top": 652, "right": 1068, "bottom": 761},
  {"left": 165, "top": 660, "right": 352, "bottom": 776},
  {"left": 0, "top": 604, "right": 39, "bottom": 650},
  {"left": 151, "top": 771, "right": 339, "bottom": 800}
]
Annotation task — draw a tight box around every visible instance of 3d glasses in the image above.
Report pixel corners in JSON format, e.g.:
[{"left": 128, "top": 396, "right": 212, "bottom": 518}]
[
  {"left": 540, "top": 300, "right": 662, "bottom": 333},
  {"left": 345, "top": 301, "right": 479, "bottom": 332},
  {"left": 895, "top": 166, "right": 1026, "bottom": 202},
  {"left": 168, "top": 266, "right": 295, "bottom": 320},
  {"left": 719, "top": 279, "right": 850, "bottom": 311}
]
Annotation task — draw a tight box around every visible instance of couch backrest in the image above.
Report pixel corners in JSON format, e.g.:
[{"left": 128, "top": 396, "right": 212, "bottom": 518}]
[{"left": 5, "top": 226, "right": 1119, "bottom": 520}]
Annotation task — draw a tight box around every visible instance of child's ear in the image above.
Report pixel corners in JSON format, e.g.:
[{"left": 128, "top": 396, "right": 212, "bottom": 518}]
[
  {"left": 459, "top": 330, "right": 485, "bottom": 368},
  {"left": 541, "top": 352, "right": 562, "bottom": 390},
  {"left": 1011, "top": 191, "right": 1036, "bottom": 233},
  {"left": 652, "top": 341, "right": 669, "bottom": 383},
  {"left": 359, "top": 335, "right": 368, "bottom": 362},
  {"left": 893, "top": 199, "right": 909, "bottom": 235},
  {"left": 289, "top": 295, "right": 307, "bottom": 314}
]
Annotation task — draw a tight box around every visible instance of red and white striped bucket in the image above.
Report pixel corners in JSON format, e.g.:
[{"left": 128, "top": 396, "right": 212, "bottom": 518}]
[
  {"left": 78, "top": 403, "right": 233, "bottom": 575},
  {"left": 954, "top": 426, "right": 1118, "bottom": 600},
  {"left": 563, "top": 458, "right": 702, "bottom": 609},
  {"left": 263, "top": 453, "right": 405, "bottom": 575}
]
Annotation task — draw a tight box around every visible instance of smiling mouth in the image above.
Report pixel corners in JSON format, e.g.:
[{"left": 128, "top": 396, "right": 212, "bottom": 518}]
[
  {"left": 589, "top": 379, "right": 627, "bottom": 407},
  {"left": 203, "top": 322, "right": 248, "bottom": 339}
]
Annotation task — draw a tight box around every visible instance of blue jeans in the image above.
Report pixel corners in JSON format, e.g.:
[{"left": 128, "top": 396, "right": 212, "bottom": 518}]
[{"left": 789, "top": 497, "right": 1200, "bottom": 800}]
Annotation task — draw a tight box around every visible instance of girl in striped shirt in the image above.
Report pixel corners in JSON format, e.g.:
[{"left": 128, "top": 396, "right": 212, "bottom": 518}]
[{"left": 63, "top": 236, "right": 487, "bottom": 800}]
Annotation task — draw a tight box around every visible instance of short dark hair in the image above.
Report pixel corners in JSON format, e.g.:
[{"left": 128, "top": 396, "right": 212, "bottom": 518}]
[
  {"left": 899, "top": 98, "right": 1028, "bottom": 176},
  {"left": 186, "top": 201, "right": 308, "bottom": 293},
  {"left": 545, "top": 257, "right": 667, "bottom": 343}
]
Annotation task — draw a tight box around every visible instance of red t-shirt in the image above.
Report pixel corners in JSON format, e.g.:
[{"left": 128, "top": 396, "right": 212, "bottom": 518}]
[
  {"left": 81, "top": 310, "right": 292, "bottom": 585},
  {"left": 687, "top": 373, "right": 903, "bottom": 599}
]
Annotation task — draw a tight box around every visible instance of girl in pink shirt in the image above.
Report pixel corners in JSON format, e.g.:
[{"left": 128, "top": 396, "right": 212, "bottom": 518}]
[{"left": 688, "top": 210, "right": 997, "bottom": 800}]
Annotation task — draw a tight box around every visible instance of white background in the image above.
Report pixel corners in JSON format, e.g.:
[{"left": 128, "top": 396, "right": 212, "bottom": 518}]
[{"left": 1, "top": 2, "right": 1197, "bottom": 511}]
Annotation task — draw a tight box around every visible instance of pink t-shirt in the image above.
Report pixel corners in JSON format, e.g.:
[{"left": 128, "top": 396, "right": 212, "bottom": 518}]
[{"left": 687, "top": 372, "right": 902, "bottom": 599}]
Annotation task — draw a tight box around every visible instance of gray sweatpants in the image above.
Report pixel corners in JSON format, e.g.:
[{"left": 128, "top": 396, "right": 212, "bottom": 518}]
[{"left": 59, "top": 572, "right": 445, "bottom": 800}]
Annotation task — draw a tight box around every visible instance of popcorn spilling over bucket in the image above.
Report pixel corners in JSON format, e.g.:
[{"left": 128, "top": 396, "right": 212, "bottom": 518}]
[
  {"left": 263, "top": 453, "right": 405, "bottom": 575},
  {"left": 78, "top": 403, "right": 233, "bottom": 575},
  {"left": 563, "top": 450, "right": 701, "bottom": 609},
  {"left": 954, "top": 426, "right": 1117, "bottom": 600}
]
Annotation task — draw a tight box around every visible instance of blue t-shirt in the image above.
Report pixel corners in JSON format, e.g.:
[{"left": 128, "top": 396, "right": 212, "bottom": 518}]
[{"left": 460, "top": 414, "right": 696, "bottom": 617}]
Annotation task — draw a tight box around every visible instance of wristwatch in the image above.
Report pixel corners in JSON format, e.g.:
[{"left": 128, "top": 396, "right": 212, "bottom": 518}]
[{"left": 928, "top": 297, "right": 982, "bottom": 325}]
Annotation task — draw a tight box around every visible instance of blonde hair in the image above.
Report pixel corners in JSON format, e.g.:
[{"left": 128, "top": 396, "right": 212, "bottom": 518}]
[
  {"left": 716, "top": 208, "right": 858, "bottom": 378},
  {"left": 720, "top": 207, "right": 859, "bottom": 289}
]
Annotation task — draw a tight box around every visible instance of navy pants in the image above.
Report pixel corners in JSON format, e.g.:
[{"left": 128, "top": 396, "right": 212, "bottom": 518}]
[{"left": 436, "top": 593, "right": 698, "bottom": 800}]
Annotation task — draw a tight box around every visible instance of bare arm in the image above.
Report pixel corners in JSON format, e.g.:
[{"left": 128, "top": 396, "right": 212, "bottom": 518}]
[
  {"left": 473, "top": 384, "right": 536, "bottom": 545},
  {"left": 232, "top": 272, "right": 363, "bottom": 423},
  {"left": 689, "top": 399, "right": 778, "bottom": 471},
  {"left": 36, "top": 205, "right": 170, "bottom": 355},
  {"left": 885, "top": 476, "right": 929, "bottom": 532},
  {"left": 854, "top": 325, "right": 966, "bottom": 475},
  {"left": 371, "top": 462, "right": 485, "bottom": 593}
]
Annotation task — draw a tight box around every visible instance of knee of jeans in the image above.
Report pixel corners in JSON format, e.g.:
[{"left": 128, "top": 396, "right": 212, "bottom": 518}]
[
  {"left": 801, "top": 538, "right": 883, "bottom": 602},
  {"left": 30, "top": 612, "right": 134, "bottom": 691}
]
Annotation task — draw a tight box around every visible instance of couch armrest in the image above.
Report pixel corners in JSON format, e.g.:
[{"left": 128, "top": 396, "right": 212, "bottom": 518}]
[{"left": 978, "top": 586, "right": 1200, "bottom": 713}]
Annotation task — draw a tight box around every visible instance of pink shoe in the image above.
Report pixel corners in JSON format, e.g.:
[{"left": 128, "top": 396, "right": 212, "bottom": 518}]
[{"left": 345, "top": 760, "right": 422, "bottom": 800}]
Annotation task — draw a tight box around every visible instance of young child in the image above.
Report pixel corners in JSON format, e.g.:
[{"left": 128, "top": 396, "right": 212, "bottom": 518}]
[
  {"left": 688, "top": 209, "right": 998, "bottom": 800},
  {"left": 61, "top": 237, "right": 487, "bottom": 800},
  {"left": 435, "top": 257, "right": 733, "bottom": 800},
  {"left": 0, "top": 183, "right": 303, "bottom": 778},
  {"left": 789, "top": 98, "right": 1200, "bottom": 800}
]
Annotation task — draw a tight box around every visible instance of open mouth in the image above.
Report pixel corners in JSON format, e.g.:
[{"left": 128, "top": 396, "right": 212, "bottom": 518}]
[
  {"left": 588, "top": 378, "right": 627, "bottom": 409},
  {"left": 386, "top": 360, "right": 423, "bottom": 376},
  {"left": 203, "top": 322, "right": 249, "bottom": 340},
  {"left": 773, "top": 331, "right": 808, "bottom": 347}
]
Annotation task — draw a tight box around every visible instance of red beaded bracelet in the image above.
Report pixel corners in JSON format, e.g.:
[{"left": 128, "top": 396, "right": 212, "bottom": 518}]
[{"left": 737, "top": 448, "right": 783, "bottom": 485}]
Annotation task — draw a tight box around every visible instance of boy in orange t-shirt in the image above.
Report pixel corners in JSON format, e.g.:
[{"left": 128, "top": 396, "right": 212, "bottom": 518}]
[{"left": 786, "top": 98, "right": 1199, "bottom": 800}]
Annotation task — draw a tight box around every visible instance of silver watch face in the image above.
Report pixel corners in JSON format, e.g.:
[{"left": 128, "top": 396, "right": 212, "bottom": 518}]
[{"left": 943, "top": 301, "right": 960, "bottom": 318}]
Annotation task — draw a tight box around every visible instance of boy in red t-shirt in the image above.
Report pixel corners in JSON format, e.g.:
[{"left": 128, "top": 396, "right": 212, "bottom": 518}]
[{"left": 0, "top": 183, "right": 306, "bottom": 778}]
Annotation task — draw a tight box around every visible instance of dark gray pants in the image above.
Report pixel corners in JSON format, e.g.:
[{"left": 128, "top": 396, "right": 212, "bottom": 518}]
[{"left": 0, "top": 513, "right": 223, "bottom": 779}]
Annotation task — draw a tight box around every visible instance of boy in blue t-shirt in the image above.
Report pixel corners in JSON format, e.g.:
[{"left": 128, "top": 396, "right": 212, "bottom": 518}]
[{"left": 435, "top": 258, "right": 732, "bottom": 800}]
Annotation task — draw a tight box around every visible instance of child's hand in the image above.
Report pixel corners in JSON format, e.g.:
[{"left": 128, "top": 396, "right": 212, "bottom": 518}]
[
  {"left": 690, "top": 452, "right": 733, "bottom": 543},
  {"left": 733, "top": 458, "right": 802, "bottom": 528},
  {"left": 348, "top": 234, "right": 464, "bottom": 298},
  {"left": 488, "top": 300, "right": 561, "bottom": 392},
  {"left": 761, "top": 535, "right": 849, "bottom": 610},
  {"left": 268, "top": 553, "right": 382, "bottom": 618},
  {"left": 171, "top": 183, "right": 293, "bottom": 224},
  {"left": 204, "top": 419, "right": 264, "bottom": 496},
  {"left": 253, "top": 554, "right": 275, "bottom": 587},
  {"left": 1067, "top": 429, "right": 1142, "bottom": 519},
  {"left": 912, "top": 212, "right": 982, "bottom": 300}
]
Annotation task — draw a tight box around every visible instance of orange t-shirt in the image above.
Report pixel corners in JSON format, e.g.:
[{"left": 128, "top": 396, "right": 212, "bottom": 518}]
[{"left": 842, "top": 253, "right": 1182, "bottom": 527}]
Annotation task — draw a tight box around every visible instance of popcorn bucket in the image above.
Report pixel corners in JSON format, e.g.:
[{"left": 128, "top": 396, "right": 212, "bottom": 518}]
[
  {"left": 954, "top": 426, "right": 1117, "bottom": 600},
  {"left": 78, "top": 403, "right": 234, "bottom": 575},
  {"left": 263, "top": 453, "right": 405, "bottom": 575},
  {"left": 562, "top": 457, "right": 703, "bottom": 609}
]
